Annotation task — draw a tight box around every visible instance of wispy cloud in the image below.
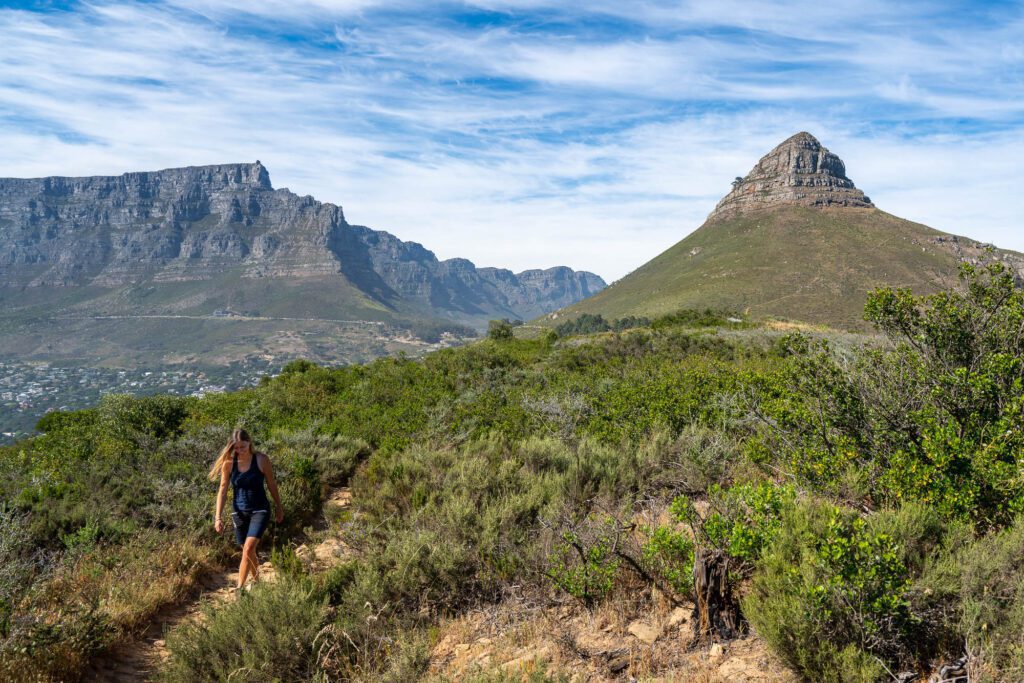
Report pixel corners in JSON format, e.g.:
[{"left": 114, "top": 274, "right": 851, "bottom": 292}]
[{"left": 0, "top": 1, "right": 1022, "bottom": 280}]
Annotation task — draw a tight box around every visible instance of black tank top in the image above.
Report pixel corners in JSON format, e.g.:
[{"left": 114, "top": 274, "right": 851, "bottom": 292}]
[{"left": 231, "top": 452, "right": 271, "bottom": 512}]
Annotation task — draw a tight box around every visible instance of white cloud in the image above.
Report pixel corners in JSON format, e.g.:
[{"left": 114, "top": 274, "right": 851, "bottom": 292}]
[{"left": 0, "top": 1, "right": 1022, "bottom": 283}]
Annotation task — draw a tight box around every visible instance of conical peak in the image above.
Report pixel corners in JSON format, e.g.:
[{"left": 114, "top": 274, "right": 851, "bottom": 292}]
[
  {"left": 779, "top": 131, "right": 821, "bottom": 147},
  {"left": 709, "top": 132, "right": 873, "bottom": 220}
]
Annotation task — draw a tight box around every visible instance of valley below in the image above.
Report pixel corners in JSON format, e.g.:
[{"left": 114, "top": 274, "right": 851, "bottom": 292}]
[{"left": 0, "top": 315, "right": 469, "bottom": 443}]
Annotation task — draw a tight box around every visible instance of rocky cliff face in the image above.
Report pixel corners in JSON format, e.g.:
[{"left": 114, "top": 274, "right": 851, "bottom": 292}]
[
  {"left": 0, "top": 162, "right": 605, "bottom": 323},
  {"left": 709, "top": 132, "right": 874, "bottom": 219}
]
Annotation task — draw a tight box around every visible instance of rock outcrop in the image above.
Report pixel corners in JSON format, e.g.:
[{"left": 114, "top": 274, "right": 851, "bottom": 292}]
[
  {"left": 709, "top": 132, "right": 874, "bottom": 219},
  {"left": 0, "top": 162, "right": 605, "bottom": 324}
]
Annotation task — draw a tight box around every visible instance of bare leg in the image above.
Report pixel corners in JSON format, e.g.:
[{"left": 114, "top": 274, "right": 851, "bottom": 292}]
[
  {"left": 237, "top": 544, "right": 250, "bottom": 588},
  {"left": 241, "top": 537, "right": 260, "bottom": 586}
]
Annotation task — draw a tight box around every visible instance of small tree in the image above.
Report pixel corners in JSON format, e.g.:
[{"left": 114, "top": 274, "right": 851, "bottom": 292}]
[{"left": 487, "top": 318, "right": 514, "bottom": 341}]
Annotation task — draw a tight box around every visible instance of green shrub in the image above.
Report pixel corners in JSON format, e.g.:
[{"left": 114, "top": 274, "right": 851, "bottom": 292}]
[
  {"left": 744, "top": 501, "right": 951, "bottom": 681},
  {"left": 640, "top": 524, "right": 694, "bottom": 597},
  {"left": 554, "top": 312, "right": 651, "bottom": 337},
  {"left": 756, "top": 263, "right": 1024, "bottom": 527},
  {"left": 661, "top": 424, "right": 740, "bottom": 493},
  {"left": 162, "top": 579, "right": 328, "bottom": 682},
  {"left": 488, "top": 319, "right": 515, "bottom": 341},
  {"left": 675, "top": 481, "right": 794, "bottom": 568},
  {"left": 546, "top": 524, "right": 619, "bottom": 605},
  {"left": 955, "top": 518, "right": 1024, "bottom": 680}
]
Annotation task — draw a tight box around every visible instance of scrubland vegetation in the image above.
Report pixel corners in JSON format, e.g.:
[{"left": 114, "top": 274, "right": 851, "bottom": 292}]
[{"left": 1, "top": 263, "right": 1023, "bottom": 681}]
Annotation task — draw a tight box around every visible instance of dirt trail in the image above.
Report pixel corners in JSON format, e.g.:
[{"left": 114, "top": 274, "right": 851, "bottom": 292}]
[{"left": 86, "top": 487, "right": 352, "bottom": 682}]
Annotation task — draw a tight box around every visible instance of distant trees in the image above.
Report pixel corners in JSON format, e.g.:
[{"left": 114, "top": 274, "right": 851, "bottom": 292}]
[
  {"left": 554, "top": 309, "right": 740, "bottom": 338},
  {"left": 487, "top": 318, "right": 518, "bottom": 340},
  {"left": 554, "top": 313, "right": 650, "bottom": 337}
]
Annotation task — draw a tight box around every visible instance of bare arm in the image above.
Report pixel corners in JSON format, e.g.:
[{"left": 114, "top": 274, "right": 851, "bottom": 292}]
[
  {"left": 260, "top": 454, "right": 285, "bottom": 523},
  {"left": 214, "top": 461, "right": 230, "bottom": 533}
]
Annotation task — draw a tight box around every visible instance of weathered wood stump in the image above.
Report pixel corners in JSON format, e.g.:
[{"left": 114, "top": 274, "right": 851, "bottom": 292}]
[{"left": 692, "top": 549, "right": 744, "bottom": 641}]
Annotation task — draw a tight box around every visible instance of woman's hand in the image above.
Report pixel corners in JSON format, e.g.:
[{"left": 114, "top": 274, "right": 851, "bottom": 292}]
[
  {"left": 214, "top": 517, "right": 223, "bottom": 534},
  {"left": 275, "top": 508, "right": 285, "bottom": 524}
]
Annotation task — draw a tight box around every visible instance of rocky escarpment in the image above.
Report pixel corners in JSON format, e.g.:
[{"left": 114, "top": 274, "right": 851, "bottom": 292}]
[
  {"left": 0, "top": 162, "right": 605, "bottom": 324},
  {"left": 709, "top": 132, "right": 874, "bottom": 219}
]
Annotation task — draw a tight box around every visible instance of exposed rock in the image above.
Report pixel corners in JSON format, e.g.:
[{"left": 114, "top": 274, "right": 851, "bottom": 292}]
[
  {"left": 0, "top": 162, "right": 605, "bottom": 325},
  {"left": 627, "top": 619, "right": 661, "bottom": 644},
  {"left": 709, "top": 132, "right": 874, "bottom": 219}
]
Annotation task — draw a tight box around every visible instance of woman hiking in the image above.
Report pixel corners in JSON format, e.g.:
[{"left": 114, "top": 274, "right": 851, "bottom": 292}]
[{"left": 209, "top": 428, "right": 284, "bottom": 590}]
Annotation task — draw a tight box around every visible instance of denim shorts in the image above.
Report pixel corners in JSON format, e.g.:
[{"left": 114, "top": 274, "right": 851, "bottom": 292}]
[{"left": 231, "top": 509, "right": 269, "bottom": 546}]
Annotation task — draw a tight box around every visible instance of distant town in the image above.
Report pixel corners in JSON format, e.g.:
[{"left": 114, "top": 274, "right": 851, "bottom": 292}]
[{"left": 0, "top": 358, "right": 277, "bottom": 444}]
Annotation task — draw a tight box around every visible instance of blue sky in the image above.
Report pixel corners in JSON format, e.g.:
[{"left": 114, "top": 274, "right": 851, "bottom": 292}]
[{"left": 1, "top": 1, "right": 1023, "bottom": 280}]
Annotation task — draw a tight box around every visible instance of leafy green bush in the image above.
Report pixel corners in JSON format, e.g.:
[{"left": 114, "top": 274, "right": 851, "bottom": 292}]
[
  {"left": 756, "top": 263, "right": 1024, "bottom": 527},
  {"left": 162, "top": 577, "right": 328, "bottom": 683},
  {"left": 640, "top": 524, "right": 694, "bottom": 597},
  {"left": 488, "top": 319, "right": 515, "bottom": 340},
  {"left": 547, "top": 524, "right": 620, "bottom": 605},
  {"left": 744, "top": 501, "right": 952, "bottom": 681},
  {"left": 676, "top": 481, "right": 795, "bottom": 567}
]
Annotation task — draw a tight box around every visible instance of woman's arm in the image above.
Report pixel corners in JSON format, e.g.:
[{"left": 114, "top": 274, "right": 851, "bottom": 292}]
[
  {"left": 214, "top": 461, "right": 230, "bottom": 533},
  {"left": 260, "top": 454, "right": 285, "bottom": 523}
]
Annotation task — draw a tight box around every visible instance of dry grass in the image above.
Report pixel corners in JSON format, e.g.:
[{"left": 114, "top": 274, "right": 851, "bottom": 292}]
[{"left": 426, "top": 577, "right": 796, "bottom": 682}]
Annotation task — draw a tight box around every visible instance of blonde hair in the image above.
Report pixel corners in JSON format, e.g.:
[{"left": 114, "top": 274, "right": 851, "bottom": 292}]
[{"left": 209, "top": 427, "right": 252, "bottom": 481}]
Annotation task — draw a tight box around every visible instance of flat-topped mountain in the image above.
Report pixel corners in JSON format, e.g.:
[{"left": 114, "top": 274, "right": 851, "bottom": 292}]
[
  {"left": 0, "top": 162, "right": 603, "bottom": 318},
  {"left": 549, "top": 133, "right": 1023, "bottom": 330},
  {"left": 0, "top": 162, "right": 604, "bottom": 365}
]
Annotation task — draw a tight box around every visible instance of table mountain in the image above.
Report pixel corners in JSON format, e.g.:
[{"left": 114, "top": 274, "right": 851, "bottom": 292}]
[
  {"left": 0, "top": 161, "right": 603, "bottom": 322},
  {"left": 548, "top": 132, "right": 1023, "bottom": 330},
  {"left": 0, "top": 162, "right": 604, "bottom": 365}
]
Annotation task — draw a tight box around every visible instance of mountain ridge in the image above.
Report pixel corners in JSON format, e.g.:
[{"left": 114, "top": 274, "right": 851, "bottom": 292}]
[{"left": 0, "top": 161, "right": 605, "bottom": 324}]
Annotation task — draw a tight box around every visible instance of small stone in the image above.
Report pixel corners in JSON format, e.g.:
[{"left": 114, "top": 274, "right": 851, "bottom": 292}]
[
  {"left": 627, "top": 619, "right": 661, "bottom": 644},
  {"left": 709, "top": 643, "right": 726, "bottom": 660}
]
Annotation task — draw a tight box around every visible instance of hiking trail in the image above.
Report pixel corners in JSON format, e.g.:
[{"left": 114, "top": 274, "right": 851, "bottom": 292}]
[{"left": 86, "top": 487, "right": 352, "bottom": 682}]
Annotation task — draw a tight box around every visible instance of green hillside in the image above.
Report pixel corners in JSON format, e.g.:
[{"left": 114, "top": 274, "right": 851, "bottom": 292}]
[
  {"left": 552, "top": 205, "right": 985, "bottom": 330},
  {"left": 4, "top": 266, "right": 1024, "bottom": 680}
]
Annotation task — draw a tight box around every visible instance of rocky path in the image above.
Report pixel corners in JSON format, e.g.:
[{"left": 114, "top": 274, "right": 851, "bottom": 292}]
[{"left": 86, "top": 487, "right": 352, "bottom": 682}]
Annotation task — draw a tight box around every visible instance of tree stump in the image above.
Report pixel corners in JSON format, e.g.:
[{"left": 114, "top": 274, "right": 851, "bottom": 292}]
[{"left": 692, "top": 549, "right": 744, "bottom": 641}]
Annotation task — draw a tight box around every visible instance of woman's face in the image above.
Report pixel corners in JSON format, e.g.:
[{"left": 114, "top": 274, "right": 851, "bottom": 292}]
[{"left": 234, "top": 439, "right": 251, "bottom": 455}]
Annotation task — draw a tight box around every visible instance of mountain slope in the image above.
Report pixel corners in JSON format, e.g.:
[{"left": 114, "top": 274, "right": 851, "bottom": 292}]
[
  {"left": 550, "top": 133, "right": 1023, "bottom": 330},
  {"left": 0, "top": 162, "right": 605, "bottom": 364}
]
